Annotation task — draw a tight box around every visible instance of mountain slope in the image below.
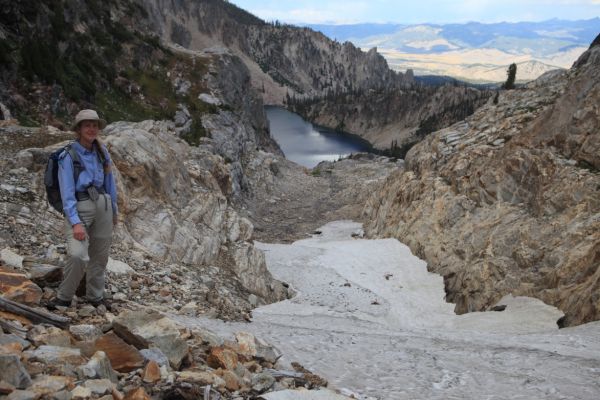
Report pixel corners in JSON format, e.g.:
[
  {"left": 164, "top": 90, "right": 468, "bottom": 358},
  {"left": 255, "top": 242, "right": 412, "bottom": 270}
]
[
  {"left": 364, "top": 39, "right": 600, "bottom": 326},
  {"left": 0, "top": 0, "right": 413, "bottom": 123},
  {"left": 137, "top": 0, "right": 412, "bottom": 104}
]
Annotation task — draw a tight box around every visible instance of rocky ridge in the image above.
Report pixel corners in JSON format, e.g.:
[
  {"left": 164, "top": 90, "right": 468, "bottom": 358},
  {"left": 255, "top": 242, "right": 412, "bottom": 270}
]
[
  {"left": 288, "top": 84, "right": 492, "bottom": 150},
  {"left": 137, "top": 0, "right": 492, "bottom": 153},
  {"left": 137, "top": 0, "right": 413, "bottom": 103},
  {"left": 364, "top": 43, "right": 600, "bottom": 326}
]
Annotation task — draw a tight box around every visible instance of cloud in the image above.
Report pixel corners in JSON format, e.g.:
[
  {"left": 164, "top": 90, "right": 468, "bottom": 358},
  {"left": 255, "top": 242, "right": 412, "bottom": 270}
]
[
  {"left": 242, "top": 1, "right": 373, "bottom": 24},
  {"left": 233, "top": 0, "right": 600, "bottom": 24}
]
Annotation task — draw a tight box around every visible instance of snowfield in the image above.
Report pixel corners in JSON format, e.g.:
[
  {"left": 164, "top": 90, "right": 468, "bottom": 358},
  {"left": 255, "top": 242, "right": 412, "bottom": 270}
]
[{"left": 180, "top": 221, "right": 600, "bottom": 400}]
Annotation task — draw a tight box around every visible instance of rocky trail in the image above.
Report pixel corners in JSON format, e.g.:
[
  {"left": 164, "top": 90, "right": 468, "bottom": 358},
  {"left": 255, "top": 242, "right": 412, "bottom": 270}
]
[{"left": 181, "top": 221, "right": 600, "bottom": 400}]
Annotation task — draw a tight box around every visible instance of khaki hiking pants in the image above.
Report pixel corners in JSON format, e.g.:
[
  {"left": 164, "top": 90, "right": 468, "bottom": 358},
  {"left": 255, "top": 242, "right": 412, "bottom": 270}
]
[{"left": 57, "top": 194, "right": 113, "bottom": 302}]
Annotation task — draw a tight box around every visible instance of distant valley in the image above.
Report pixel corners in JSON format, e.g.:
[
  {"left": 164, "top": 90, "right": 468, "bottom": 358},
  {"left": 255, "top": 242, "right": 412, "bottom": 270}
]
[{"left": 307, "top": 19, "right": 600, "bottom": 83}]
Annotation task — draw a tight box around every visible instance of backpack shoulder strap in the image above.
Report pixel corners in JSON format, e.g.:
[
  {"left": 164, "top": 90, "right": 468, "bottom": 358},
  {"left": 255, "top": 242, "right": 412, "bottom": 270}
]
[{"left": 64, "top": 143, "right": 84, "bottom": 182}]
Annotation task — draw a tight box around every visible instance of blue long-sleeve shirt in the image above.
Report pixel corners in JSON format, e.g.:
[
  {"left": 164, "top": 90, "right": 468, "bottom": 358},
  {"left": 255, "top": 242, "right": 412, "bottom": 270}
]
[{"left": 58, "top": 141, "right": 118, "bottom": 226}]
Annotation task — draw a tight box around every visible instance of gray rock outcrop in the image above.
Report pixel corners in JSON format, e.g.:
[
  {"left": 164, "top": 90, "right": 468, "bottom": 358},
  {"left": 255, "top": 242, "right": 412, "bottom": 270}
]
[
  {"left": 101, "top": 119, "right": 287, "bottom": 302},
  {"left": 364, "top": 45, "right": 600, "bottom": 326}
]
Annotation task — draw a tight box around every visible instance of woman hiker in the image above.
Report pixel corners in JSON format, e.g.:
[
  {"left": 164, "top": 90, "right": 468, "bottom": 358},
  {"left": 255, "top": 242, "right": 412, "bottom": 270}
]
[{"left": 47, "top": 109, "right": 118, "bottom": 309}]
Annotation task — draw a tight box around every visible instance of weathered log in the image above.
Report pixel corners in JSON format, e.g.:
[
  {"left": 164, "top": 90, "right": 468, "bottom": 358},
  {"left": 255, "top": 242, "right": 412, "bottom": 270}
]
[{"left": 0, "top": 296, "right": 70, "bottom": 329}]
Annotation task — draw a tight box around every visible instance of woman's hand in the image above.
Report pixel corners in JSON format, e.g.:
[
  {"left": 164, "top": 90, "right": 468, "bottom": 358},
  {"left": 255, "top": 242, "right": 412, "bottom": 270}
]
[{"left": 72, "top": 223, "right": 87, "bottom": 241}]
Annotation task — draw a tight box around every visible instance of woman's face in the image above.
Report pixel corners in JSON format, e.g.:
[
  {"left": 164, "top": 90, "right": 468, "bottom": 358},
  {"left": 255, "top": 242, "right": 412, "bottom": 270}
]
[{"left": 78, "top": 120, "right": 100, "bottom": 145}]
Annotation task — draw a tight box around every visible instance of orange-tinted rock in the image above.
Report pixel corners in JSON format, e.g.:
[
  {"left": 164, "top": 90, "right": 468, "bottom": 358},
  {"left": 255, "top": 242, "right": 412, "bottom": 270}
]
[
  {"left": 112, "top": 388, "right": 125, "bottom": 400},
  {"left": 177, "top": 370, "right": 215, "bottom": 384},
  {"left": 0, "top": 266, "right": 42, "bottom": 305},
  {"left": 94, "top": 333, "right": 144, "bottom": 373},
  {"left": 207, "top": 347, "right": 238, "bottom": 370},
  {"left": 0, "top": 342, "right": 23, "bottom": 356},
  {"left": 123, "top": 387, "right": 151, "bottom": 400},
  {"left": 0, "top": 311, "right": 31, "bottom": 327},
  {"left": 217, "top": 369, "right": 241, "bottom": 391},
  {"left": 142, "top": 360, "right": 161, "bottom": 383}
]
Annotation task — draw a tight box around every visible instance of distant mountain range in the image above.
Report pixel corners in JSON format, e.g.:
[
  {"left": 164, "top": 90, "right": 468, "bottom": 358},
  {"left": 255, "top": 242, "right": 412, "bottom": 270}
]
[{"left": 306, "top": 19, "right": 600, "bottom": 83}]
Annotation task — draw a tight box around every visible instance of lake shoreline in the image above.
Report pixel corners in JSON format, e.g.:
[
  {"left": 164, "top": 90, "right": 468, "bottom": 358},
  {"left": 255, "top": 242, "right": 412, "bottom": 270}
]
[{"left": 265, "top": 106, "right": 377, "bottom": 168}]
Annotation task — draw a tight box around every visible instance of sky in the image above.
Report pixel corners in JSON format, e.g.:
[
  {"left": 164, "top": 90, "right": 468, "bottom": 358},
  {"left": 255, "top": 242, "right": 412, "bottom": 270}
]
[{"left": 229, "top": 0, "right": 600, "bottom": 25}]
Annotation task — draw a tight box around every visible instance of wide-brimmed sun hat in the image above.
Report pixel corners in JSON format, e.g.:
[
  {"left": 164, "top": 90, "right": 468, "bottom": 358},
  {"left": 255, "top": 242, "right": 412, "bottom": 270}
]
[{"left": 71, "top": 109, "right": 107, "bottom": 131}]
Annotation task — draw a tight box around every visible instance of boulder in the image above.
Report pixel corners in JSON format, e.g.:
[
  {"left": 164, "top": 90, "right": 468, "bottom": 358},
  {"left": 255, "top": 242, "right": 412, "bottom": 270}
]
[
  {"left": 234, "top": 332, "right": 280, "bottom": 363},
  {"left": 112, "top": 310, "right": 189, "bottom": 369},
  {"left": 142, "top": 360, "right": 161, "bottom": 383},
  {"left": 177, "top": 370, "right": 222, "bottom": 386},
  {"left": 0, "top": 354, "right": 32, "bottom": 389},
  {"left": 207, "top": 347, "right": 238, "bottom": 370},
  {"left": 217, "top": 369, "right": 241, "bottom": 391},
  {"left": 255, "top": 336, "right": 282, "bottom": 364},
  {"left": 0, "top": 266, "right": 42, "bottom": 305},
  {"left": 29, "top": 375, "right": 72, "bottom": 395},
  {"left": 0, "top": 334, "right": 31, "bottom": 350},
  {"left": 251, "top": 371, "right": 275, "bottom": 393},
  {"left": 70, "top": 386, "right": 92, "bottom": 399},
  {"left": 0, "top": 249, "right": 23, "bottom": 269},
  {"left": 23, "top": 345, "right": 85, "bottom": 366},
  {"left": 82, "top": 379, "right": 115, "bottom": 396},
  {"left": 27, "top": 326, "right": 72, "bottom": 347},
  {"left": 106, "top": 258, "right": 135, "bottom": 275},
  {"left": 139, "top": 348, "right": 169, "bottom": 368},
  {"left": 69, "top": 325, "right": 103, "bottom": 342},
  {"left": 100, "top": 121, "right": 286, "bottom": 304},
  {"left": 191, "top": 327, "right": 223, "bottom": 347},
  {"left": 123, "top": 387, "right": 151, "bottom": 400},
  {"left": 93, "top": 333, "right": 144, "bottom": 373},
  {"left": 77, "top": 351, "right": 118, "bottom": 383},
  {"left": 234, "top": 332, "right": 257, "bottom": 358},
  {"left": 0, "top": 341, "right": 23, "bottom": 355}
]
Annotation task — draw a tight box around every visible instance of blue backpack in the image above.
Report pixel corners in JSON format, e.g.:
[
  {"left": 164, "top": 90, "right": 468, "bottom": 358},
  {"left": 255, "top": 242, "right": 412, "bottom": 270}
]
[{"left": 44, "top": 142, "right": 106, "bottom": 214}]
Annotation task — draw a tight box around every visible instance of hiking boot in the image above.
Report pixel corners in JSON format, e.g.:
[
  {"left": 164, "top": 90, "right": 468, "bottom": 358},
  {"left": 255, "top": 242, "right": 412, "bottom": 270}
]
[
  {"left": 88, "top": 298, "right": 111, "bottom": 311},
  {"left": 46, "top": 297, "right": 71, "bottom": 310}
]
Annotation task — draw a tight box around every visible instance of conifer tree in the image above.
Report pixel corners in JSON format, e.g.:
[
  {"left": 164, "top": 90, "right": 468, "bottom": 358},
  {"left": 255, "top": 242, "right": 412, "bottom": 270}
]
[{"left": 503, "top": 63, "right": 517, "bottom": 90}]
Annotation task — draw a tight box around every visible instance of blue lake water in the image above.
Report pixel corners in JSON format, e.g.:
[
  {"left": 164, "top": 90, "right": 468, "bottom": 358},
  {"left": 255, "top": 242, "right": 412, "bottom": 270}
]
[{"left": 265, "top": 106, "right": 373, "bottom": 168}]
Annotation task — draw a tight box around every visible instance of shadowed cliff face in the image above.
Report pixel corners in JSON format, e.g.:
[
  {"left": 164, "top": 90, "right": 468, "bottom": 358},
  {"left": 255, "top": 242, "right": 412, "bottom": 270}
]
[{"left": 364, "top": 45, "right": 600, "bottom": 327}]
